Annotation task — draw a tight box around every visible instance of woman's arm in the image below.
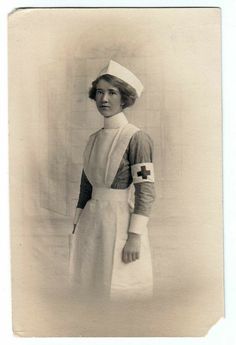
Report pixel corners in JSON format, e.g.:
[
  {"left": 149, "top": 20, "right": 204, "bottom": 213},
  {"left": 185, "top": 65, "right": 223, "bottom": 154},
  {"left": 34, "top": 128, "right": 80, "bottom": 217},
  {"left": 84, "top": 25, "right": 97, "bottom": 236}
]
[
  {"left": 128, "top": 130, "right": 156, "bottom": 231},
  {"left": 76, "top": 169, "right": 93, "bottom": 209},
  {"left": 72, "top": 169, "right": 92, "bottom": 233},
  {"left": 122, "top": 130, "right": 156, "bottom": 263}
]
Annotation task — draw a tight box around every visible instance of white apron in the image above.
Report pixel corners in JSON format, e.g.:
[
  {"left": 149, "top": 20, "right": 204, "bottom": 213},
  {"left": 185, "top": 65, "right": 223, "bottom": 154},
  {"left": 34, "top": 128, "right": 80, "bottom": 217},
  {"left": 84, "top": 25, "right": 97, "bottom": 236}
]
[{"left": 69, "top": 123, "right": 153, "bottom": 301}]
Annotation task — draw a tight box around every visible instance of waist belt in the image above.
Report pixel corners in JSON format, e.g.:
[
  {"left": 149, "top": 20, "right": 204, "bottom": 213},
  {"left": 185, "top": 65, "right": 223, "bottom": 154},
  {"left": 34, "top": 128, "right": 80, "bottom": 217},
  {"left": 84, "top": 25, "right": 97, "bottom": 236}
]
[{"left": 92, "top": 187, "right": 130, "bottom": 202}]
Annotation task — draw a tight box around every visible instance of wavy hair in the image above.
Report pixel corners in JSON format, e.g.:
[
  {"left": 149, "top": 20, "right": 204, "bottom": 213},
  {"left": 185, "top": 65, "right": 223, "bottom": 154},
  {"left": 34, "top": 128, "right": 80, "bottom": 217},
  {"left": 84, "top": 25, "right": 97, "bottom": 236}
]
[{"left": 89, "top": 74, "right": 138, "bottom": 109}]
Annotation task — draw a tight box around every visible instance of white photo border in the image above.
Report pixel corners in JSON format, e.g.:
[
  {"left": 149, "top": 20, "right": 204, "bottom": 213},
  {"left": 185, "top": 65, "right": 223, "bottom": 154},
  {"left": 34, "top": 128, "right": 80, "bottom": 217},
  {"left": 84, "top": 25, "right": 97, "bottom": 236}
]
[{"left": 1, "top": 0, "right": 235, "bottom": 344}]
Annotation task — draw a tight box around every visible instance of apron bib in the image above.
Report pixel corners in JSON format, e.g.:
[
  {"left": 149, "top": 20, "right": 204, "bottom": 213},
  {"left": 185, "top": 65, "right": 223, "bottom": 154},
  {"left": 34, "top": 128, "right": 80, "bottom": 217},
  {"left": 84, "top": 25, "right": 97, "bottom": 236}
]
[{"left": 69, "top": 123, "right": 153, "bottom": 301}]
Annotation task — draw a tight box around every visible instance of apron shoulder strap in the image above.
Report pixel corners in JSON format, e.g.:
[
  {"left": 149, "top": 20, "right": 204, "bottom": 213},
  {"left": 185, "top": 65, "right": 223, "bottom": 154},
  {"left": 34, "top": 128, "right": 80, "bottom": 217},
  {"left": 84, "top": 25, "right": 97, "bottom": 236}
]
[
  {"left": 83, "top": 128, "right": 102, "bottom": 180},
  {"left": 105, "top": 123, "right": 140, "bottom": 187}
]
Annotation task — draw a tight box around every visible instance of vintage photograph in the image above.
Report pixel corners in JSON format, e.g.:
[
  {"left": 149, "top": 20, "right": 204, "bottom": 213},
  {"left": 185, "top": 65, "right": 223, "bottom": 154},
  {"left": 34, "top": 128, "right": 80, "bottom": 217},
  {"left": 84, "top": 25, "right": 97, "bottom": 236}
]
[{"left": 9, "top": 7, "right": 224, "bottom": 336}]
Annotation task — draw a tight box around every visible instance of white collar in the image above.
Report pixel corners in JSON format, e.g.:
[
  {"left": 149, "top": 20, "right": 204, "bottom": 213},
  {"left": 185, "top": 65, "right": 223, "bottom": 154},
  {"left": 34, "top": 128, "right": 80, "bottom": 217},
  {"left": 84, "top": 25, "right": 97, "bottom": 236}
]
[{"left": 103, "top": 112, "right": 128, "bottom": 129}]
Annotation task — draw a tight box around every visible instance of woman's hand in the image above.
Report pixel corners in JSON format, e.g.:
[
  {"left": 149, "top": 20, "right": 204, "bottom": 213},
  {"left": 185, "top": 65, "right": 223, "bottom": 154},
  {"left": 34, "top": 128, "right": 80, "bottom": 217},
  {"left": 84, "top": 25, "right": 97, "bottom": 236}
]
[{"left": 122, "top": 233, "right": 141, "bottom": 263}]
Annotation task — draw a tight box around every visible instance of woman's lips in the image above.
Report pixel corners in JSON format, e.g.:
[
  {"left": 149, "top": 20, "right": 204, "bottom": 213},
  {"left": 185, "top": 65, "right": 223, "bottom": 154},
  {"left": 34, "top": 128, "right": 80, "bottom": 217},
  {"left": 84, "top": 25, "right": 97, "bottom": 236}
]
[{"left": 100, "top": 105, "right": 110, "bottom": 109}]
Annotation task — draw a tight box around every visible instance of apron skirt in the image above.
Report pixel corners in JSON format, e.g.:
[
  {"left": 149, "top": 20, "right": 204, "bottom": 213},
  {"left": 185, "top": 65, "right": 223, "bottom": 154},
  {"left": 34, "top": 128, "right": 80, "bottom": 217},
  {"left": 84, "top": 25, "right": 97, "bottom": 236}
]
[{"left": 69, "top": 187, "right": 153, "bottom": 301}]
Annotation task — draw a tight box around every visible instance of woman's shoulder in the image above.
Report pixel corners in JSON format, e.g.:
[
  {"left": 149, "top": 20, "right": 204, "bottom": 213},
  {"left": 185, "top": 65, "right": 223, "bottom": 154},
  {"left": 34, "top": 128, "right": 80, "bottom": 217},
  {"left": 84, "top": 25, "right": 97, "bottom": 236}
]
[
  {"left": 130, "top": 128, "right": 154, "bottom": 147},
  {"left": 127, "top": 128, "right": 154, "bottom": 163}
]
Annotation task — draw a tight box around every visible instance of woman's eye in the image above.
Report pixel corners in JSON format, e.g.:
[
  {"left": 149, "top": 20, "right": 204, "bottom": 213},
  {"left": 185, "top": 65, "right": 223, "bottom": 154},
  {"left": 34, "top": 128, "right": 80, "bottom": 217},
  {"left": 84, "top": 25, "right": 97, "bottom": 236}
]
[{"left": 96, "top": 90, "right": 103, "bottom": 95}]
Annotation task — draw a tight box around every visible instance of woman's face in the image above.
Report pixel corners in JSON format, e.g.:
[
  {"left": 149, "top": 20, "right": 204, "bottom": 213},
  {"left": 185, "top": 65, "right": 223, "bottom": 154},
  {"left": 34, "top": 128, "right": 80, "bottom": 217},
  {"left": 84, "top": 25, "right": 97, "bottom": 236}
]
[{"left": 95, "top": 79, "right": 123, "bottom": 117}]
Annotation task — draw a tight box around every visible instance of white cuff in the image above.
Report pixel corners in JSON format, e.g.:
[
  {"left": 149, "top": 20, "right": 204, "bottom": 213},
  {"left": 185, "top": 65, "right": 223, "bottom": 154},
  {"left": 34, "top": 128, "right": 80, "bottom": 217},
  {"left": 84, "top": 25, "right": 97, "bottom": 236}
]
[
  {"left": 73, "top": 208, "right": 83, "bottom": 225},
  {"left": 128, "top": 213, "right": 149, "bottom": 235}
]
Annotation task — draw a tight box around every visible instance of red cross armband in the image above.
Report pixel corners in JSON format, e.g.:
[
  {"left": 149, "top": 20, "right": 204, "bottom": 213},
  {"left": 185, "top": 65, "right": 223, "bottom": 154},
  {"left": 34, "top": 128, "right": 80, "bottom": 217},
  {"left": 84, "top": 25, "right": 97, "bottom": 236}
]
[{"left": 131, "top": 162, "right": 155, "bottom": 184}]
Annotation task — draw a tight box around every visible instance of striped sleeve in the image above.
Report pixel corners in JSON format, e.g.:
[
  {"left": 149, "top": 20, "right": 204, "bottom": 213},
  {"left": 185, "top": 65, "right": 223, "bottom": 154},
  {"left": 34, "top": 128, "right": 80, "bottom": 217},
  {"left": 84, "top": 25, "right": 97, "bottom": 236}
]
[{"left": 128, "top": 130, "right": 156, "bottom": 217}]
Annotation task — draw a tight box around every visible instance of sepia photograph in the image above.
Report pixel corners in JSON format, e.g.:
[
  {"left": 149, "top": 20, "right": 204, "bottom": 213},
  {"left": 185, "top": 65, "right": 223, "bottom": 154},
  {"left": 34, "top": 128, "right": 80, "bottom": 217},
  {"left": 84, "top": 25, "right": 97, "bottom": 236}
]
[{"left": 8, "top": 7, "right": 224, "bottom": 336}]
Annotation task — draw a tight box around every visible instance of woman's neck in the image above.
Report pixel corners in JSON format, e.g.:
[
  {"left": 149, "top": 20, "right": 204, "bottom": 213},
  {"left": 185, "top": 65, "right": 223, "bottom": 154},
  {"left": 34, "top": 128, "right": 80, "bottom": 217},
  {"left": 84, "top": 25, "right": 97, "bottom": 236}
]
[{"left": 103, "top": 112, "right": 128, "bottom": 129}]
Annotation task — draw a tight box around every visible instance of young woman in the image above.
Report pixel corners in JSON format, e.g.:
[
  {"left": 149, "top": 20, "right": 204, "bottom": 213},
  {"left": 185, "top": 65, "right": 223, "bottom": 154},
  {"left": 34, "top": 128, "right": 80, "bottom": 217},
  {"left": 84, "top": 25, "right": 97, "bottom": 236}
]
[{"left": 69, "top": 60, "right": 156, "bottom": 301}]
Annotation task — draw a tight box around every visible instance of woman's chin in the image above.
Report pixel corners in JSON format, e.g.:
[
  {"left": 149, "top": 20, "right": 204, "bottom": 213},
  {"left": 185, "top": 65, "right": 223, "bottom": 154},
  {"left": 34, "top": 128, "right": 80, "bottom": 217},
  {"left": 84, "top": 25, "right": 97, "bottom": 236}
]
[{"left": 98, "top": 110, "right": 116, "bottom": 117}]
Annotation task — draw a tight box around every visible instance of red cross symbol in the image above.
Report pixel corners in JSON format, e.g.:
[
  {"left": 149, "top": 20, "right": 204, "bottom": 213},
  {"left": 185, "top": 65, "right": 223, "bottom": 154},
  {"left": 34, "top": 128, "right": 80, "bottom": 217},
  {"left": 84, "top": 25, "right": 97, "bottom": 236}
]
[{"left": 137, "top": 165, "right": 151, "bottom": 180}]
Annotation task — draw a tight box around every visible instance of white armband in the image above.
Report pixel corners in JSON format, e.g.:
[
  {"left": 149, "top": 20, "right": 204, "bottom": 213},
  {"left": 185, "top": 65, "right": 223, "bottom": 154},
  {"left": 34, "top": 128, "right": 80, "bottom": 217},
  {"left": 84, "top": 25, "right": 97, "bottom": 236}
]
[
  {"left": 128, "top": 213, "right": 149, "bottom": 235},
  {"left": 131, "top": 162, "right": 155, "bottom": 184}
]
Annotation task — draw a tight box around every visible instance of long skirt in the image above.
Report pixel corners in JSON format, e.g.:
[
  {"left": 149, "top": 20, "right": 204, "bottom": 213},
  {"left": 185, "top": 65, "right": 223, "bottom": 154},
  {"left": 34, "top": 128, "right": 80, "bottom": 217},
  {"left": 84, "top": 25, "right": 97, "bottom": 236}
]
[{"left": 69, "top": 187, "right": 153, "bottom": 301}]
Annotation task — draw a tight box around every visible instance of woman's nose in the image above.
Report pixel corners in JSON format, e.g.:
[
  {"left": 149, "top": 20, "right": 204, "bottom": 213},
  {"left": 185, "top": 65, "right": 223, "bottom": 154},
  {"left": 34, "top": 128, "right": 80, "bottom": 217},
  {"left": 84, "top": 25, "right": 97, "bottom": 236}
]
[{"left": 101, "top": 92, "right": 109, "bottom": 102}]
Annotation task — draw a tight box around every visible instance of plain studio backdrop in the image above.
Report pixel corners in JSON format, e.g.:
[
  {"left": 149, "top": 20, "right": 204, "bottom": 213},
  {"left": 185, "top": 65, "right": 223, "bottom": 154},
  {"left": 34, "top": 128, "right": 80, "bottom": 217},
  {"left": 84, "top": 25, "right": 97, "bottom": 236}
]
[{"left": 9, "top": 8, "right": 223, "bottom": 336}]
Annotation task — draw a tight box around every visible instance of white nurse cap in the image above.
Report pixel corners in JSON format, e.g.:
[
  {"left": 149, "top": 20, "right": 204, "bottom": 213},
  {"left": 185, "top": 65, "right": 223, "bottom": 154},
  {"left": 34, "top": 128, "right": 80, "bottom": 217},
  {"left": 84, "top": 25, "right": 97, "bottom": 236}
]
[{"left": 98, "top": 60, "right": 144, "bottom": 97}]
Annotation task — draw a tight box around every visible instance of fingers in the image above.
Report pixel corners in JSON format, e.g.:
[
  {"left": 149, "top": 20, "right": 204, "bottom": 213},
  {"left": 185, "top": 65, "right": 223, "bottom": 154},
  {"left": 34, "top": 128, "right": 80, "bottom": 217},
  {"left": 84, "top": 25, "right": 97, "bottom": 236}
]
[
  {"left": 132, "top": 252, "right": 137, "bottom": 261},
  {"left": 122, "top": 250, "right": 128, "bottom": 263},
  {"left": 122, "top": 249, "right": 140, "bottom": 263}
]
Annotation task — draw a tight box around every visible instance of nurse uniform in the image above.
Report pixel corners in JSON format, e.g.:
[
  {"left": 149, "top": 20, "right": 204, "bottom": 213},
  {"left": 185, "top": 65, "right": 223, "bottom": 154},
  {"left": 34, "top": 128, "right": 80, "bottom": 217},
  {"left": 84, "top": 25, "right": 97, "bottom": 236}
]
[{"left": 69, "top": 61, "right": 156, "bottom": 301}]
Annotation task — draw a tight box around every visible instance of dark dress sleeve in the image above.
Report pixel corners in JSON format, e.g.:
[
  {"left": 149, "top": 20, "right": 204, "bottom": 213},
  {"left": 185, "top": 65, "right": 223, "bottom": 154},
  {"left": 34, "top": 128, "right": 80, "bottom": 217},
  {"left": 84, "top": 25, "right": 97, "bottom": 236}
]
[
  {"left": 128, "top": 130, "right": 156, "bottom": 217},
  {"left": 76, "top": 169, "right": 93, "bottom": 209}
]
